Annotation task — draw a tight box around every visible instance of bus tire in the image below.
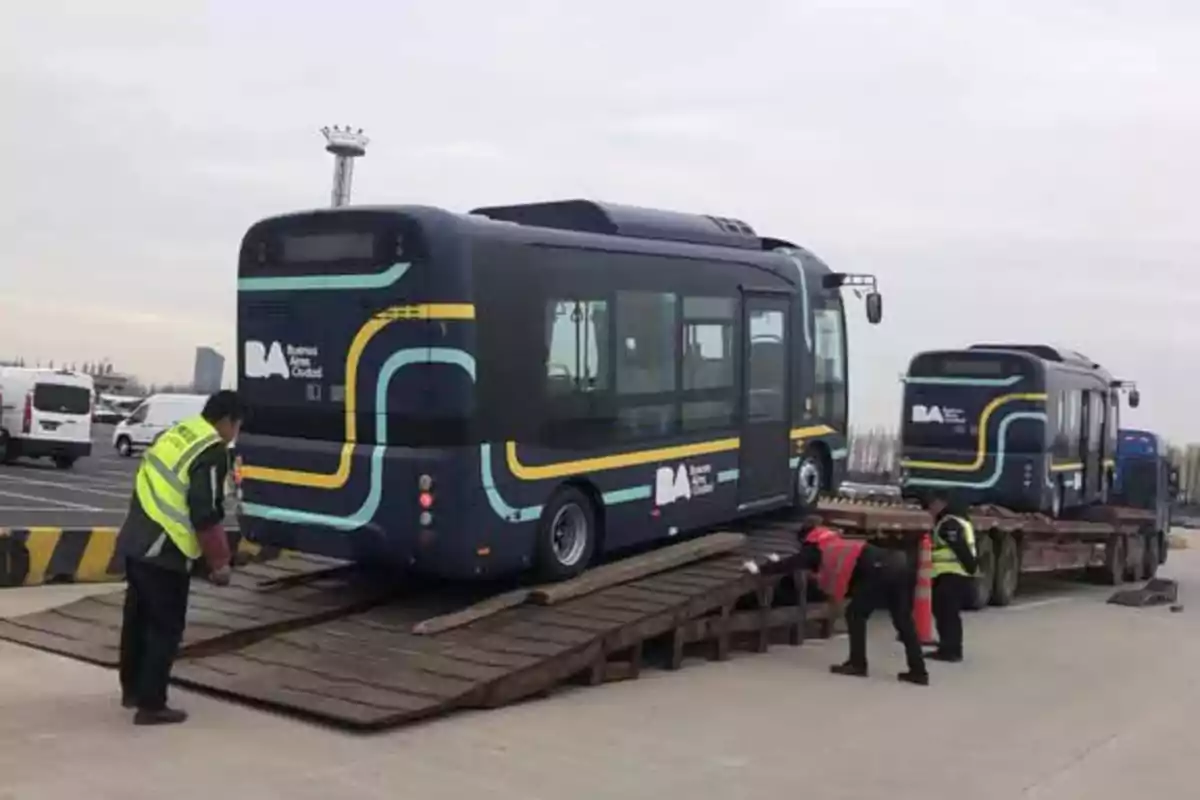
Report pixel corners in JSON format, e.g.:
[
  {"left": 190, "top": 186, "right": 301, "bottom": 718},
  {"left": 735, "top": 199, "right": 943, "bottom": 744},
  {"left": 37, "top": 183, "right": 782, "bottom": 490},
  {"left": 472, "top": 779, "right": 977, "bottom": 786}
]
[
  {"left": 991, "top": 532, "right": 1019, "bottom": 607},
  {"left": 966, "top": 534, "right": 995, "bottom": 611},
  {"left": 1143, "top": 532, "right": 1161, "bottom": 580},
  {"left": 534, "top": 486, "right": 597, "bottom": 582},
  {"left": 794, "top": 446, "right": 826, "bottom": 513}
]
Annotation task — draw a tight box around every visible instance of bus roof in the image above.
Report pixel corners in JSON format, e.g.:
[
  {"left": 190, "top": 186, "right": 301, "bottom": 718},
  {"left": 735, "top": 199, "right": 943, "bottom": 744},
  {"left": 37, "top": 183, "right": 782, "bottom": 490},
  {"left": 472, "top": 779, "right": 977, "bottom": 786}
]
[{"left": 246, "top": 202, "right": 840, "bottom": 289}]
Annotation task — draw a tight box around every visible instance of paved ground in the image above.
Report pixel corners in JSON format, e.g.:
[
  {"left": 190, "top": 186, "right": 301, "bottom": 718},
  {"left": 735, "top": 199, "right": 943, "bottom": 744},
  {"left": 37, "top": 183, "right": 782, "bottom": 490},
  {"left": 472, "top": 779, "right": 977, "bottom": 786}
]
[
  {"left": 0, "top": 538, "right": 1196, "bottom": 799},
  {"left": 0, "top": 425, "right": 135, "bottom": 528}
]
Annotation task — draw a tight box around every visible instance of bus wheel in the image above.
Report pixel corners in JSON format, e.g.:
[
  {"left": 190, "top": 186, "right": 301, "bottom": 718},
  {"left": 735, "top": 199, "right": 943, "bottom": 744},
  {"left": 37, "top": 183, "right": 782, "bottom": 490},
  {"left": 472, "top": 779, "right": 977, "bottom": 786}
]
[
  {"left": 991, "top": 533, "right": 1019, "bottom": 607},
  {"left": 966, "top": 534, "right": 995, "bottom": 610},
  {"left": 794, "top": 448, "right": 825, "bottom": 512},
  {"left": 534, "top": 486, "right": 597, "bottom": 582}
]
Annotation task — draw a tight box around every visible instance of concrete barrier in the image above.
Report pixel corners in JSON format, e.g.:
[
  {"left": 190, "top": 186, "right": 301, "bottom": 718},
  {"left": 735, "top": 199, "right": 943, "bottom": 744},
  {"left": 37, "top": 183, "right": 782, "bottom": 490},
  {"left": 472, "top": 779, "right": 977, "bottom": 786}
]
[{"left": 0, "top": 526, "right": 275, "bottom": 588}]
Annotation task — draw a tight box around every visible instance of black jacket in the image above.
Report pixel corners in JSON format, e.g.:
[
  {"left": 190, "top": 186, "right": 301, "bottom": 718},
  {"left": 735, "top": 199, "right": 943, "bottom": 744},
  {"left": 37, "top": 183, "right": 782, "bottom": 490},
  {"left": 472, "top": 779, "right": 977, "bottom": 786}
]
[
  {"left": 934, "top": 514, "right": 979, "bottom": 575},
  {"left": 115, "top": 443, "right": 230, "bottom": 574}
]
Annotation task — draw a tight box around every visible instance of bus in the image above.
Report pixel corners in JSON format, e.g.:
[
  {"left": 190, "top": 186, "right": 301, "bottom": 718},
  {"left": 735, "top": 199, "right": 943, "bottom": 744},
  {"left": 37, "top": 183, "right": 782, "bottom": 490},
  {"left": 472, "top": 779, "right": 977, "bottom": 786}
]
[
  {"left": 234, "top": 200, "right": 881, "bottom": 580},
  {"left": 1112, "top": 428, "right": 1176, "bottom": 569},
  {"left": 899, "top": 344, "right": 1139, "bottom": 517}
]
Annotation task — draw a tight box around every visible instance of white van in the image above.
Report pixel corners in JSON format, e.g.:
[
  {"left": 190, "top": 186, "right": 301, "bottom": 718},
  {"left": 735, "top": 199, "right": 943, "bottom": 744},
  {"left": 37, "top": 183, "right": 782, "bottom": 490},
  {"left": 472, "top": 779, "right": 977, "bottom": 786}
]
[
  {"left": 0, "top": 367, "right": 95, "bottom": 469},
  {"left": 112, "top": 393, "right": 208, "bottom": 457}
]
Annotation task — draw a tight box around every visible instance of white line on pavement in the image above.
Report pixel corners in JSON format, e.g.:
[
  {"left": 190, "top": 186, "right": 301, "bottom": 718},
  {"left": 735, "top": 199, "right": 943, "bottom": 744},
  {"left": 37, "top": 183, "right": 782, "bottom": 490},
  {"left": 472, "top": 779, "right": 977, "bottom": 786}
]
[
  {"left": 0, "top": 474, "right": 129, "bottom": 499},
  {"left": 0, "top": 489, "right": 101, "bottom": 511}
]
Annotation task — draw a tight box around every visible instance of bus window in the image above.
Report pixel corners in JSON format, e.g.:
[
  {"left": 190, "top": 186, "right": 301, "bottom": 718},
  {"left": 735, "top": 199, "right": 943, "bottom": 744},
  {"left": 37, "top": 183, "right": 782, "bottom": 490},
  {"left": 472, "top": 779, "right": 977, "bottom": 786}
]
[
  {"left": 812, "top": 304, "right": 846, "bottom": 425},
  {"left": 616, "top": 291, "right": 677, "bottom": 437},
  {"left": 546, "top": 299, "right": 608, "bottom": 394},
  {"left": 682, "top": 296, "right": 736, "bottom": 431}
]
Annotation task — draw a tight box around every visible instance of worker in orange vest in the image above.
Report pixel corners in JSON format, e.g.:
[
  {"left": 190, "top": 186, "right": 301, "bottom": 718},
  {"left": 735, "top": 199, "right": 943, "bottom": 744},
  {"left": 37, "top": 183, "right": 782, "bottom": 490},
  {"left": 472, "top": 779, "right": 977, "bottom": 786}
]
[{"left": 798, "top": 520, "right": 929, "bottom": 685}]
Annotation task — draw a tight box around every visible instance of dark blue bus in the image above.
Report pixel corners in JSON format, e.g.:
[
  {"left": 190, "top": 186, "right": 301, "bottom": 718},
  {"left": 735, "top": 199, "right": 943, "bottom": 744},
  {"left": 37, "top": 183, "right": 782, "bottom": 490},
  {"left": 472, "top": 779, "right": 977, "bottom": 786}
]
[
  {"left": 235, "top": 200, "right": 881, "bottom": 580},
  {"left": 899, "top": 344, "right": 1139, "bottom": 517}
]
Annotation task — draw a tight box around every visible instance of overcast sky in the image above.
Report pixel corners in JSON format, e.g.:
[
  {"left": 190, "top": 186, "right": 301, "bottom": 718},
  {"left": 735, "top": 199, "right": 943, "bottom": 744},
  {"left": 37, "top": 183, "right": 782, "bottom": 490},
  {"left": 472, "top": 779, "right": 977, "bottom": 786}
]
[{"left": 2, "top": 1, "right": 1197, "bottom": 438}]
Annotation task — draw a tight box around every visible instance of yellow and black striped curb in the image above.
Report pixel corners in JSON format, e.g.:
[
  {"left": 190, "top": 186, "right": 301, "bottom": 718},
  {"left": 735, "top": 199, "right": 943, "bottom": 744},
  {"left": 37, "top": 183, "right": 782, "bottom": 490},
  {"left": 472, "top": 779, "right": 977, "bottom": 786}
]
[{"left": 0, "top": 527, "right": 283, "bottom": 588}]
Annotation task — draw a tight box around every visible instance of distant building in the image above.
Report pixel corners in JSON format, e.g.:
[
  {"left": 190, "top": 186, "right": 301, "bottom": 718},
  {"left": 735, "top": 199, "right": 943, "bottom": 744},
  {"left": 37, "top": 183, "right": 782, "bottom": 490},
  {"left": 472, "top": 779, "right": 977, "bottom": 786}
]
[{"left": 193, "top": 347, "right": 225, "bottom": 395}]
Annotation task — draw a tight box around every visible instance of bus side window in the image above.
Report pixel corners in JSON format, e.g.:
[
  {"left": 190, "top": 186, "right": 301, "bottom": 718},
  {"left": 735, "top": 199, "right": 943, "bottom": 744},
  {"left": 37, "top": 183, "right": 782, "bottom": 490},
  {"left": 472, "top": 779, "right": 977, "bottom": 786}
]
[
  {"left": 545, "top": 299, "right": 608, "bottom": 395},
  {"left": 616, "top": 291, "right": 678, "bottom": 438},
  {"left": 681, "top": 296, "right": 736, "bottom": 432}
]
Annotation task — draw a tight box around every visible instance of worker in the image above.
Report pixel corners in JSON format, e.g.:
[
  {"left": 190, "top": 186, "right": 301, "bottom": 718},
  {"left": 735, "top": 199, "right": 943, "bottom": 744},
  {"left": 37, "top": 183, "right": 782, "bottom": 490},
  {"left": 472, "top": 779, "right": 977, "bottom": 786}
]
[
  {"left": 115, "top": 390, "right": 243, "bottom": 725},
  {"left": 925, "top": 493, "right": 978, "bottom": 663},
  {"left": 798, "top": 519, "right": 929, "bottom": 686}
]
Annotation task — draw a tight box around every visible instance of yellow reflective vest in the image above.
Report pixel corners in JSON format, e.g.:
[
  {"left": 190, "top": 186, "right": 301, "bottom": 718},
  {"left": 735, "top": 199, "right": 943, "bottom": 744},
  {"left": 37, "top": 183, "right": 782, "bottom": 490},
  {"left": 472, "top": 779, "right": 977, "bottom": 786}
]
[
  {"left": 133, "top": 415, "right": 223, "bottom": 562},
  {"left": 931, "top": 514, "right": 976, "bottom": 578}
]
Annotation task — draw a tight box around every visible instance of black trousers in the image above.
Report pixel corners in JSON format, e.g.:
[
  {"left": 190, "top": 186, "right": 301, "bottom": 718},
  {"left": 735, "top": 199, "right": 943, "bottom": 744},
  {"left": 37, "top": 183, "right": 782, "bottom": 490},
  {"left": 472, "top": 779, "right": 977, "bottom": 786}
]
[
  {"left": 932, "top": 573, "right": 971, "bottom": 658},
  {"left": 846, "top": 548, "right": 927, "bottom": 675},
  {"left": 119, "top": 558, "right": 191, "bottom": 711}
]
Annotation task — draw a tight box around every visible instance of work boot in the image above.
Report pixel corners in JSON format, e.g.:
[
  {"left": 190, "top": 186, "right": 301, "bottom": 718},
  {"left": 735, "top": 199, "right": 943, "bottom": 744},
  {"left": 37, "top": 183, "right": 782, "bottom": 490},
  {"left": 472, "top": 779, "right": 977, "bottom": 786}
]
[
  {"left": 928, "top": 650, "right": 963, "bottom": 663},
  {"left": 133, "top": 707, "right": 188, "bottom": 726},
  {"left": 830, "top": 661, "right": 868, "bottom": 678},
  {"left": 897, "top": 671, "right": 930, "bottom": 686}
]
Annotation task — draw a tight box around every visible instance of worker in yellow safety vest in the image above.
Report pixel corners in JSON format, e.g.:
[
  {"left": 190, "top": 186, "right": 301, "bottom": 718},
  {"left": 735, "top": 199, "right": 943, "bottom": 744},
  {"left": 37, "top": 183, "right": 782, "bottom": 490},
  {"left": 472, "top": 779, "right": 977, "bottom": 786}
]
[
  {"left": 115, "top": 390, "right": 244, "bottom": 725},
  {"left": 924, "top": 493, "right": 979, "bottom": 663}
]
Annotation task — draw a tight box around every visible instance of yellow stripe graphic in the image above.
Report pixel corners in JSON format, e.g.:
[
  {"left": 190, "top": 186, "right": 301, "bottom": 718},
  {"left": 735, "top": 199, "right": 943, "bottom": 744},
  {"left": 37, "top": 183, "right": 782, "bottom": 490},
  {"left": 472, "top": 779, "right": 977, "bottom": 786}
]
[
  {"left": 900, "top": 392, "right": 1048, "bottom": 472},
  {"left": 240, "top": 303, "right": 476, "bottom": 488}
]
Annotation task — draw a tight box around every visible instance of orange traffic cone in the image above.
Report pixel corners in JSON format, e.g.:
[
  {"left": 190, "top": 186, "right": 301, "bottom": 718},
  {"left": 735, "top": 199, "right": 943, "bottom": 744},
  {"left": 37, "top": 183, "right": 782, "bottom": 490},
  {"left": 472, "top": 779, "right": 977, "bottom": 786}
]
[{"left": 913, "top": 533, "right": 935, "bottom": 645}]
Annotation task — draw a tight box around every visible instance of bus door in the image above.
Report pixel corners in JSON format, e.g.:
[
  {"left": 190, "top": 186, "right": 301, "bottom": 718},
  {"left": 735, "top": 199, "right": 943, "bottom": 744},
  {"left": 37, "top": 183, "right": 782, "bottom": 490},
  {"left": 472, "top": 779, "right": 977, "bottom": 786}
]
[
  {"left": 737, "top": 292, "right": 792, "bottom": 510},
  {"left": 1079, "top": 390, "right": 1093, "bottom": 499}
]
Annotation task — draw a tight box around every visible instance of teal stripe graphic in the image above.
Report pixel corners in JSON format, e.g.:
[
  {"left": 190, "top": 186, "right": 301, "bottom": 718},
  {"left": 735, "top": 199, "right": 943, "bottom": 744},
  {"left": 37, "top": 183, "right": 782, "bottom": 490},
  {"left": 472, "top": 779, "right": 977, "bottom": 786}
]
[
  {"left": 905, "top": 375, "right": 1023, "bottom": 387},
  {"left": 238, "top": 261, "right": 410, "bottom": 292},
  {"left": 241, "top": 346, "right": 660, "bottom": 529},
  {"left": 902, "top": 411, "right": 1047, "bottom": 490}
]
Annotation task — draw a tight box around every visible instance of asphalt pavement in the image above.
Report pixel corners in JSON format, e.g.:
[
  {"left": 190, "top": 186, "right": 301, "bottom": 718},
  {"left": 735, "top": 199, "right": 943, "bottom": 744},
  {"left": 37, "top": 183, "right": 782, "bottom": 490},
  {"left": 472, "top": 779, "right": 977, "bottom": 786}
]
[{"left": 0, "top": 424, "right": 135, "bottom": 528}]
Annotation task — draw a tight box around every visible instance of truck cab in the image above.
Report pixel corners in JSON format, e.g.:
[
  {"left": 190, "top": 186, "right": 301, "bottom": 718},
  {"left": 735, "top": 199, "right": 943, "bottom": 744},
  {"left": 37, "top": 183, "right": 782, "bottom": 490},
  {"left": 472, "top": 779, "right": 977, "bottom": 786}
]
[{"left": 1112, "top": 428, "right": 1176, "bottom": 566}]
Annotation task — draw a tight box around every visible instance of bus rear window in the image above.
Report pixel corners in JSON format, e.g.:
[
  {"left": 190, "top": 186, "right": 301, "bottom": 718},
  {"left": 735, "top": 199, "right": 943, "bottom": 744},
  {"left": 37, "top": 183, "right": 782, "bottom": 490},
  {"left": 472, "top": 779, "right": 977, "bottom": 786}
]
[
  {"left": 910, "top": 352, "right": 1027, "bottom": 379},
  {"left": 280, "top": 231, "right": 375, "bottom": 263},
  {"left": 34, "top": 384, "right": 91, "bottom": 415}
]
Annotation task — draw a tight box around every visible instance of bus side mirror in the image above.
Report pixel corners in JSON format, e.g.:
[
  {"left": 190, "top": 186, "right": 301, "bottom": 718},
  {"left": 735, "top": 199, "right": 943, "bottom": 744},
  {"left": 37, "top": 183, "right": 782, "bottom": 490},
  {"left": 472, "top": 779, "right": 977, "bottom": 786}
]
[
  {"left": 1128, "top": 389, "right": 1140, "bottom": 408},
  {"left": 865, "top": 292, "right": 882, "bottom": 324}
]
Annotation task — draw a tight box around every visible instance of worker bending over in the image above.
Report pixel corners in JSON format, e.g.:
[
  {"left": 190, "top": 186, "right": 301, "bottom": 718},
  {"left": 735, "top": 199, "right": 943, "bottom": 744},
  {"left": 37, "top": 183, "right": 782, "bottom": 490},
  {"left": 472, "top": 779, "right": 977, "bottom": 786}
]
[
  {"left": 798, "top": 520, "right": 929, "bottom": 686},
  {"left": 925, "top": 494, "right": 978, "bottom": 663},
  {"left": 115, "top": 391, "right": 243, "bottom": 725}
]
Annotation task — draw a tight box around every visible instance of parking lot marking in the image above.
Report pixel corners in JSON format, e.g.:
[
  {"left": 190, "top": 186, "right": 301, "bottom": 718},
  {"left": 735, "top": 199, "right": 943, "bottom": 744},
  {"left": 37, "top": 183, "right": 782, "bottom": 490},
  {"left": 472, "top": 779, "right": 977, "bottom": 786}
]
[
  {"left": 0, "top": 475, "right": 129, "bottom": 499},
  {"left": 0, "top": 489, "right": 102, "bottom": 511},
  {"left": 0, "top": 506, "right": 124, "bottom": 513}
]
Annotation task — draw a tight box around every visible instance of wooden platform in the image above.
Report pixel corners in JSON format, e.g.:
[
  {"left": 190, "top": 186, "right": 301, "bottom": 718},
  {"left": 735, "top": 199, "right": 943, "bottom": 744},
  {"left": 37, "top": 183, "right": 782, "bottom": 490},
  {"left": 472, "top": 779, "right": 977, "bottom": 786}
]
[
  {"left": 170, "top": 524, "right": 824, "bottom": 730},
  {"left": 0, "top": 554, "right": 392, "bottom": 667}
]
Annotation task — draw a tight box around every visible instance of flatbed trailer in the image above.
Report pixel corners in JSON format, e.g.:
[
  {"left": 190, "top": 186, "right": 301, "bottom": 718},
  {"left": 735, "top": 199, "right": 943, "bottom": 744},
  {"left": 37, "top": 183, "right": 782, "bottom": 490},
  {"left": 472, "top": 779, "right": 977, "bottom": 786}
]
[{"left": 0, "top": 499, "right": 1161, "bottom": 731}]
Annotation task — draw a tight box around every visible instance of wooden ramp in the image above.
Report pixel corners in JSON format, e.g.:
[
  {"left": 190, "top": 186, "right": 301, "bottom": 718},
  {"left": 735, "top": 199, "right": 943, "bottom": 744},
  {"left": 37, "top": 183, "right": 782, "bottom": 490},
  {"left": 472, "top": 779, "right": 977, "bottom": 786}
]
[
  {"left": 171, "top": 525, "right": 830, "bottom": 731},
  {"left": 0, "top": 554, "right": 389, "bottom": 667}
]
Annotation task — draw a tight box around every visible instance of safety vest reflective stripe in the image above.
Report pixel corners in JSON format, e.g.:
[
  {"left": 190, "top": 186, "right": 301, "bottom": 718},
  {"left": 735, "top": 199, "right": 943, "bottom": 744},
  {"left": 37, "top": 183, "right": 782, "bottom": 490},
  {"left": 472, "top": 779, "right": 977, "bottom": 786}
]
[
  {"left": 134, "top": 415, "right": 221, "bottom": 562},
  {"left": 816, "top": 536, "right": 865, "bottom": 602},
  {"left": 931, "top": 515, "right": 976, "bottom": 578}
]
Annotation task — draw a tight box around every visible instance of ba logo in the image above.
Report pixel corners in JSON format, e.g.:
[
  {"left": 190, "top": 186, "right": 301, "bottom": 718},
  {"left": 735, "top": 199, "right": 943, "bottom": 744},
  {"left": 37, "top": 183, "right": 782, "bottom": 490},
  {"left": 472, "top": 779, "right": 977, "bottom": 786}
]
[
  {"left": 244, "top": 340, "right": 289, "bottom": 379},
  {"left": 910, "top": 404, "right": 945, "bottom": 424},
  {"left": 655, "top": 464, "right": 692, "bottom": 506}
]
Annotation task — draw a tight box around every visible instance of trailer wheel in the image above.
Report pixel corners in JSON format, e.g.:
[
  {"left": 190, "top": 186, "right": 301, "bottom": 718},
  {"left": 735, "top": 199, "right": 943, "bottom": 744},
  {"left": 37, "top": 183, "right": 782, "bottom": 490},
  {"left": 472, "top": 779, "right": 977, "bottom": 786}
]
[
  {"left": 966, "top": 534, "right": 995, "bottom": 610},
  {"left": 991, "top": 533, "right": 1019, "bottom": 607},
  {"left": 1099, "top": 534, "right": 1127, "bottom": 586},
  {"left": 1143, "top": 533, "right": 1161, "bottom": 580},
  {"left": 533, "top": 486, "right": 597, "bottom": 582}
]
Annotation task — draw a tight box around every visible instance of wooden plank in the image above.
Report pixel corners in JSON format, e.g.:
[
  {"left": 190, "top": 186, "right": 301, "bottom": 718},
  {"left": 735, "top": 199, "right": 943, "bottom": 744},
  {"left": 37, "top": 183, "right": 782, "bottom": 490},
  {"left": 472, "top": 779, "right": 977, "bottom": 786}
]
[
  {"left": 528, "top": 532, "right": 746, "bottom": 606},
  {"left": 411, "top": 586, "right": 532, "bottom": 636}
]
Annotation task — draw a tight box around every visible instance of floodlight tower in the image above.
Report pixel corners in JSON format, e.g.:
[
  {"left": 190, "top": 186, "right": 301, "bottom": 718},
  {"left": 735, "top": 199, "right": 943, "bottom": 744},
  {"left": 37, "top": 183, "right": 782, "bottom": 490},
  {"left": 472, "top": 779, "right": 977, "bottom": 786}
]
[{"left": 320, "top": 125, "right": 370, "bottom": 207}]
